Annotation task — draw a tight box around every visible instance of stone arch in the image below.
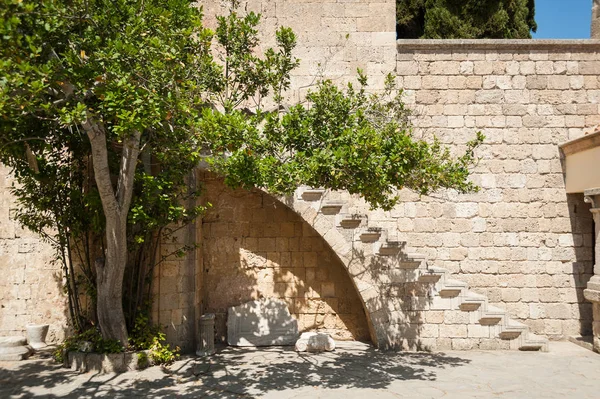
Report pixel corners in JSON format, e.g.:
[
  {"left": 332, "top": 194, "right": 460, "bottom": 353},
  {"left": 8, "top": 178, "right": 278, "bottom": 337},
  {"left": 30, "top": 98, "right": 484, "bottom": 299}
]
[
  {"left": 198, "top": 175, "right": 373, "bottom": 343},
  {"left": 274, "top": 190, "right": 409, "bottom": 349}
]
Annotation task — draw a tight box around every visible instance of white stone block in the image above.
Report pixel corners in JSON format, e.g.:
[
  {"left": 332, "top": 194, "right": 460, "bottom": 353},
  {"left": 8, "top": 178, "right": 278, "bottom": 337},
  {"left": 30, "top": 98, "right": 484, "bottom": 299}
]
[
  {"left": 227, "top": 298, "right": 299, "bottom": 347},
  {"left": 295, "top": 332, "right": 336, "bottom": 352}
]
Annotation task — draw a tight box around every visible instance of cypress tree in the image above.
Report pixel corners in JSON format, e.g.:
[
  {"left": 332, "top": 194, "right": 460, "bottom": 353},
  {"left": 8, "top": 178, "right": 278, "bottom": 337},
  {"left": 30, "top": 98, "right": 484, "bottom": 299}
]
[{"left": 397, "top": 0, "right": 537, "bottom": 39}]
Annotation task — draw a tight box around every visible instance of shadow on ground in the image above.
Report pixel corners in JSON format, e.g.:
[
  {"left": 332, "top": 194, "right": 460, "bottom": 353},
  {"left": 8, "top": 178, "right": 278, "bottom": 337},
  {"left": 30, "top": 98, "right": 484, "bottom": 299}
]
[{"left": 0, "top": 344, "right": 470, "bottom": 398}]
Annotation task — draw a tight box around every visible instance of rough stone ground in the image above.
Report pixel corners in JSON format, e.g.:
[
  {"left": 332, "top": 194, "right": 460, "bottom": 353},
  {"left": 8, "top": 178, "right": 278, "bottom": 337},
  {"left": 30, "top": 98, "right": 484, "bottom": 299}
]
[{"left": 0, "top": 342, "right": 599, "bottom": 398}]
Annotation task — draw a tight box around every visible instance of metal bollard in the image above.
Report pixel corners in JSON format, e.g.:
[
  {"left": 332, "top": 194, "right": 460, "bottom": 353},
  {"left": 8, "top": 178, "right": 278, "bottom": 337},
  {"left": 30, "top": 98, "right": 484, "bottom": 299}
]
[{"left": 196, "top": 313, "right": 215, "bottom": 356}]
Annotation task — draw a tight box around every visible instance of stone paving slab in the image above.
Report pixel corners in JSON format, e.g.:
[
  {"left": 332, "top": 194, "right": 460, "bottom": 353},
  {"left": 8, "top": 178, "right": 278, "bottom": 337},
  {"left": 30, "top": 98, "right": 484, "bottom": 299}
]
[{"left": 0, "top": 342, "right": 599, "bottom": 398}]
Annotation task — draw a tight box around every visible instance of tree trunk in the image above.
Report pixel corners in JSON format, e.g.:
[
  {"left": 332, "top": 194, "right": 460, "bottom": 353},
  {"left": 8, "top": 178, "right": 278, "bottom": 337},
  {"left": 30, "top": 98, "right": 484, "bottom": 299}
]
[
  {"left": 83, "top": 113, "right": 141, "bottom": 345},
  {"left": 96, "top": 211, "right": 129, "bottom": 344}
]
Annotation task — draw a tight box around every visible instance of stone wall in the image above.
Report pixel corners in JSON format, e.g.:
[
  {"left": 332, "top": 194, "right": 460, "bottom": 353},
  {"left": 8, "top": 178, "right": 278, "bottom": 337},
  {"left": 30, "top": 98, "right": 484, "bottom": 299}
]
[
  {"left": 392, "top": 40, "right": 600, "bottom": 339},
  {"left": 197, "top": 0, "right": 397, "bottom": 102},
  {"left": 197, "top": 174, "right": 370, "bottom": 343},
  {"left": 1, "top": 1, "right": 600, "bottom": 350},
  {"left": 0, "top": 165, "right": 67, "bottom": 342},
  {"left": 150, "top": 188, "right": 199, "bottom": 353}
]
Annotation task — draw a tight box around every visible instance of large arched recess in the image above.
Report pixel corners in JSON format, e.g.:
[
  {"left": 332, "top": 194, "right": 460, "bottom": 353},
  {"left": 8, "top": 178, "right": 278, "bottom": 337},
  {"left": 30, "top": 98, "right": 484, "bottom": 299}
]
[{"left": 197, "top": 173, "right": 377, "bottom": 344}]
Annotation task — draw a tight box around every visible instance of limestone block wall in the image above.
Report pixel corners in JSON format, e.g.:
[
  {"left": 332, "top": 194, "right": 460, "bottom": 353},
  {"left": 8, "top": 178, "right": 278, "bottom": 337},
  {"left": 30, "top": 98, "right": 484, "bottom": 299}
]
[
  {"left": 0, "top": 165, "right": 67, "bottom": 342},
  {"left": 150, "top": 203, "right": 198, "bottom": 353},
  {"left": 198, "top": 174, "right": 370, "bottom": 343},
  {"left": 389, "top": 40, "right": 600, "bottom": 339},
  {"left": 197, "top": 0, "right": 397, "bottom": 103}
]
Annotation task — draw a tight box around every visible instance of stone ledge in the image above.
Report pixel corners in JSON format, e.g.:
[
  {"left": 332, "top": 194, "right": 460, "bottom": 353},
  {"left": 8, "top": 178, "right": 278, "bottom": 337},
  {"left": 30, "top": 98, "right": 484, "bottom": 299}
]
[
  {"left": 397, "top": 39, "right": 600, "bottom": 52},
  {"left": 560, "top": 130, "right": 600, "bottom": 156},
  {"left": 584, "top": 288, "right": 600, "bottom": 303}
]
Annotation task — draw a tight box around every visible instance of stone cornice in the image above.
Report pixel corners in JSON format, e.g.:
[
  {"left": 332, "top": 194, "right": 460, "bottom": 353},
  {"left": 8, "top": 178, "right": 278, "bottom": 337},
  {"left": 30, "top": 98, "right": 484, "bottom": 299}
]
[
  {"left": 397, "top": 39, "right": 600, "bottom": 52},
  {"left": 559, "top": 130, "right": 600, "bottom": 156}
]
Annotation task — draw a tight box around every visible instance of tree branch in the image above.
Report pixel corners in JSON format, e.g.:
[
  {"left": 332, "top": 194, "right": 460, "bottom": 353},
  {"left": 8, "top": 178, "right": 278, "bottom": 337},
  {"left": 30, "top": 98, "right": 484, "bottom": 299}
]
[
  {"left": 116, "top": 130, "right": 141, "bottom": 211},
  {"left": 82, "top": 111, "right": 118, "bottom": 213}
]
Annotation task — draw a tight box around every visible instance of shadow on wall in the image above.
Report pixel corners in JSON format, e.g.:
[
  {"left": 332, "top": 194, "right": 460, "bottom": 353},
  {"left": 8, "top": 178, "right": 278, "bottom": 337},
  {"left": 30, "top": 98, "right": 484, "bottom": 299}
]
[
  {"left": 0, "top": 348, "right": 471, "bottom": 398},
  {"left": 275, "top": 187, "right": 432, "bottom": 351},
  {"left": 567, "top": 193, "right": 594, "bottom": 337},
  {"left": 199, "top": 175, "right": 371, "bottom": 343},
  {"left": 347, "top": 243, "right": 430, "bottom": 350}
]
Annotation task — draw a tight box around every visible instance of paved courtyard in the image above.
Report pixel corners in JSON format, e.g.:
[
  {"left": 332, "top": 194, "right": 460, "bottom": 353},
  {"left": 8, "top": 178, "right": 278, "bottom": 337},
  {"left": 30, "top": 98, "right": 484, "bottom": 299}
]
[{"left": 0, "top": 341, "right": 599, "bottom": 398}]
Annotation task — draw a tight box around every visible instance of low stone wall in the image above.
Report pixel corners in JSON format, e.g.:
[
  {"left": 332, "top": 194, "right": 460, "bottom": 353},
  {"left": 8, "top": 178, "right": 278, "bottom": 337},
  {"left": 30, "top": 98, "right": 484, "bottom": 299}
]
[{"left": 66, "top": 350, "right": 151, "bottom": 374}]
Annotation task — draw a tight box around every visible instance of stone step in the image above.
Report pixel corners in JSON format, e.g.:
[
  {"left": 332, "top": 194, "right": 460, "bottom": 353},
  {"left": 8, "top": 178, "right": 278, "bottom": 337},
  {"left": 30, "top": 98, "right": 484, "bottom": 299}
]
[
  {"left": 337, "top": 213, "right": 367, "bottom": 229},
  {"left": 375, "top": 240, "right": 405, "bottom": 256},
  {"left": 459, "top": 293, "right": 486, "bottom": 311},
  {"left": 320, "top": 201, "right": 344, "bottom": 215},
  {"left": 479, "top": 306, "right": 506, "bottom": 325},
  {"left": 0, "top": 336, "right": 27, "bottom": 348},
  {"left": 519, "top": 333, "right": 549, "bottom": 352},
  {"left": 499, "top": 321, "right": 528, "bottom": 340},
  {"left": 418, "top": 267, "right": 446, "bottom": 283},
  {"left": 392, "top": 253, "right": 427, "bottom": 269},
  {"left": 438, "top": 279, "right": 468, "bottom": 297},
  {"left": 300, "top": 188, "right": 325, "bottom": 201},
  {"left": 357, "top": 227, "right": 383, "bottom": 242}
]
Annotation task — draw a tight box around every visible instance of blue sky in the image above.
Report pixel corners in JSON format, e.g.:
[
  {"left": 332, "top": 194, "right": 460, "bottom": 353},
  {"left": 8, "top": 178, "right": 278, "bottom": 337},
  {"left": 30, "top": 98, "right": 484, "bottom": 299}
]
[{"left": 533, "top": 0, "right": 592, "bottom": 39}]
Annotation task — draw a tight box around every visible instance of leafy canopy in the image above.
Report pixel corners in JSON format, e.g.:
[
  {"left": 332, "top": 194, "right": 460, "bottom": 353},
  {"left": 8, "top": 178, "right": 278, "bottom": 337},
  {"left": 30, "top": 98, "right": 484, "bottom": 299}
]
[{"left": 1, "top": 0, "right": 483, "bottom": 339}]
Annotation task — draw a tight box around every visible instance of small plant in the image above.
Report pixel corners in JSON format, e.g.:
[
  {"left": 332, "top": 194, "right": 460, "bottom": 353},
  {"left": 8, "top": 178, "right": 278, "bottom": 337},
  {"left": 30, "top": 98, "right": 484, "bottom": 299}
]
[
  {"left": 149, "top": 333, "right": 180, "bottom": 366},
  {"left": 137, "top": 351, "right": 149, "bottom": 369},
  {"left": 129, "top": 313, "right": 180, "bottom": 366},
  {"left": 52, "top": 328, "right": 124, "bottom": 363}
]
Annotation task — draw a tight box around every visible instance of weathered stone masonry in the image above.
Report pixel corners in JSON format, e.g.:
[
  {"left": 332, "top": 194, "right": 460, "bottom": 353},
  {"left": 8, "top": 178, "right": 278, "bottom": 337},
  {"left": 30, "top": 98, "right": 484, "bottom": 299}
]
[
  {"left": 395, "top": 40, "right": 599, "bottom": 340},
  {"left": 0, "top": 166, "right": 66, "bottom": 343},
  {"left": 1, "top": 0, "right": 600, "bottom": 352},
  {"left": 197, "top": 175, "right": 370, "bottom": 343}
]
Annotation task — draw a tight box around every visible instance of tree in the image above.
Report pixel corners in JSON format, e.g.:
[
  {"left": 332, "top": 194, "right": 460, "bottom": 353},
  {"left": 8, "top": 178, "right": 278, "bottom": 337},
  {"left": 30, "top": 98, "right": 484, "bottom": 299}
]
[
  {"left": 1, "top": 0, "right": 483, "bottom": 345},
  {"left": 396, "top": 0, "right": 537, "bottom": 39}
]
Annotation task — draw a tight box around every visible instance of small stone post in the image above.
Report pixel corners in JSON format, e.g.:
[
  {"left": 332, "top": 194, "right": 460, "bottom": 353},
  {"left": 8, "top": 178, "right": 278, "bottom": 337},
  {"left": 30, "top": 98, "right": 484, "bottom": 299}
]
[
  {"left": 196, "top": 313, "right": 215, "bottom": 356},
  {"left": 583, "top": 188, "right": 600, "bottom": 351},
  {"left": 593, "top": 0, "right": 600, "bottom": 39}
]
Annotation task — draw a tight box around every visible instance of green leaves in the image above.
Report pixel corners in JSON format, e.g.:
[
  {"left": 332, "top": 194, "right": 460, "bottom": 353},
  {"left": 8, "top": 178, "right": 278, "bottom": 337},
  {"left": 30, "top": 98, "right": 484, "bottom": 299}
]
[
  {"left": 210, "top": 5, "right": 299, "bottom": 111},
  {"left": 205, "top": 72, "right": 484, "bottom": 210}
]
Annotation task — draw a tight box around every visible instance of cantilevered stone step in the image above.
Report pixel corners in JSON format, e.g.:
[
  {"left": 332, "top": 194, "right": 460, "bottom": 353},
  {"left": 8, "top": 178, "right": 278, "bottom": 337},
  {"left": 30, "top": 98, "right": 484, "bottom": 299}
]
[
  {"left": 375, "top": 240, "right": 405, "bottom": 256},
  {"left": 358, "top": 227, "right": 383, "bottom": 242},
  {"left": 418, "top": 267, "right": 446, "bottom": 283},
  {"left": 438, "top": 279, "right": 468, "bottom": 297},
  {"left": 459, "top": 293, "right": 486, "bottom": 311},
  {"left": 337, "top": 213, "right": 366, "bottom": 228},
  {"left": 396, "top": 253, "right": 427, "bottom": 269},
  {"left": 320, "top": 201, "right": 344, "bottom": 215},
  {"left": 499, "top": 321, "right": 527, "bottom": 340},
  {"left": 479, "top": 306, "right": 505, "bottom": 325},
  {"left": 300, "top": 188, "right": 325, "bottom": 201}
]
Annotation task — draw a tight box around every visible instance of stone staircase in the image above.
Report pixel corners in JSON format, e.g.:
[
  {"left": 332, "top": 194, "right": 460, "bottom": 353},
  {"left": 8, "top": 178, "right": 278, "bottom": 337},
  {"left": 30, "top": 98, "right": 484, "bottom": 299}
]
[{"left": 283, "top": 186, "right": 548, "bottom": 352}]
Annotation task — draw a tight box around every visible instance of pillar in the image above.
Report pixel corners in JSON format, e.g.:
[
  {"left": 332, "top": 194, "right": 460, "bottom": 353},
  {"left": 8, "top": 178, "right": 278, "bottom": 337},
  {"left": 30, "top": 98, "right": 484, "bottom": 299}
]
[
  {"left": 583, "top": 188, "right": 600, "bottom": 351},
  {"left": 593, "top": 0, "right": 600, "bottom": 39},
  {"left": 196, "top": 313, "right": 215, "bottom": 356}
]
